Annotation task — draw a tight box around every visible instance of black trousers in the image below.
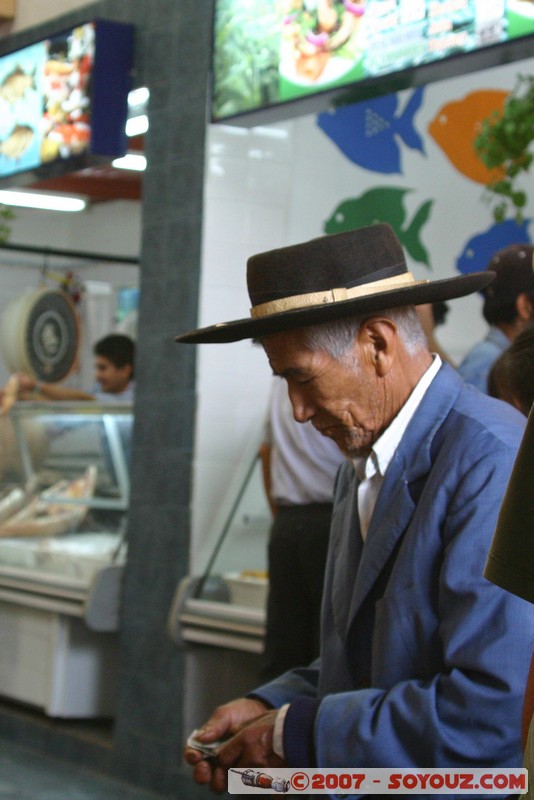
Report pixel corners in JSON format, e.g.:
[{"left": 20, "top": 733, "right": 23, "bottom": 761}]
[{"left": 260, "top": 503, "right": 333, "bottom": 683}]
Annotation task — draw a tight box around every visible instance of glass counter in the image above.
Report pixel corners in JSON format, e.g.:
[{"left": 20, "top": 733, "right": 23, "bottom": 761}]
[
  {"left": 169, "top": 439, "right": 272, "bottom": 654},
  {"left": 0, "top": 401, "right": 133, "bottom": 718}
]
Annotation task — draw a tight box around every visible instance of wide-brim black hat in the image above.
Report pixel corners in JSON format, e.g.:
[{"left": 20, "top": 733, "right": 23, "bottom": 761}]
[{"left": 176, "top": 223, "right": 495, "bottom": 344}]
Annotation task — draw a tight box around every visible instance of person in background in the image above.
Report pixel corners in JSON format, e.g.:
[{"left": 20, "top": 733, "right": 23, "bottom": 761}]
[
  {"left": 488, "top": 323, "right": 534, "bottom": 417},
  {"left": 179, "top": 224, "right": 533, "bottom": 796},
  {"left": 416, "top": 300, "right": 454, "bottom": 365},
  {"left": 259, "top": 375, "right": 345, "bottom": 682},
  {"left": 486, "top": 316, "right": 534, "bottom": 789},
  {"left": 483, "top": 407, "right": 534, "bottom": 800},
  {"left": 457, "top": 243, "right": 534, "bottom": 393},
  {"left": 1, "top": 334, "right": 135, "bottom": 404}
]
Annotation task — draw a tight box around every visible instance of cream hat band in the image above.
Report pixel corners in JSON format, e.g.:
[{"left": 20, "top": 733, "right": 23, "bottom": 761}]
[{"left": 251, "top": 272, "right": 429, "bottom": 319}]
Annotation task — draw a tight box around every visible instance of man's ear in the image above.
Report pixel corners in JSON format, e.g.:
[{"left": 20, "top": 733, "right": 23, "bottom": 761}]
[
  {"left": 358, "top": 317, "right": 398, "bottom": 377},
  {"left": 516, "top": 292, "right": 533, "bottom": 322},
  {"left": 121, "top": 363, "right": 134, "bottom": 381}
]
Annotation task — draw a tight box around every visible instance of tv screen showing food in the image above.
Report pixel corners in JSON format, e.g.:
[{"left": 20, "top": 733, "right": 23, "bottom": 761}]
[
  {"left": 211, "top": 0, "right": 534, "bottom": 123},
  {"left": 0, "top": 19, "right": 134, "bottom": 182}
]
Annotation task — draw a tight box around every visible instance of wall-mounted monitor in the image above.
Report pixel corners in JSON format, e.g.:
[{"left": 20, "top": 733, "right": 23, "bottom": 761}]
[
  {"left": 0, "top": 19, "right": 134, "bottom": 184},
  {"left": 212, "top": 0, "right": 534, "bottom": 125}
]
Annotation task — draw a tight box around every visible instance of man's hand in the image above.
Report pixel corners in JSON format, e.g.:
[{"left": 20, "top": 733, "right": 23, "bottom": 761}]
[
  {"left": 0, "top": 373, "right": 38, "bottom": 413},
  {"left": 184, "top": 698, "right": 284, "bottom": 793},
  {"left": 14, "top": 372, "right": 37, "bottom": 394},
  {"left": 0, "top": 374, "right": 20, "bottom": 414}
]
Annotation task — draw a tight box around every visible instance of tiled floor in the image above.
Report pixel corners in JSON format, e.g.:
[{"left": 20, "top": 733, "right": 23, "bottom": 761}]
[{"left": 0, "top": 740, "right": 166, "bottom": 800}]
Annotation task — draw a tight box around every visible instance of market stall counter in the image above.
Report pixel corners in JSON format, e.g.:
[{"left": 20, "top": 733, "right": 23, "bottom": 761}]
[
  {"left": 168, "top": 442, "right": 271, "bottom": 654},
  {"left": 0, "top": 401, "right": 132, "bottom": 718}
]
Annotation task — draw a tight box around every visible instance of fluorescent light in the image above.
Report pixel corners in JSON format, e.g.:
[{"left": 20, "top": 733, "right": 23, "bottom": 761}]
[
  {"left": 252, "top": 126, "right": 289, "bottom": 139},
  {"left": 216, "top": 125, "right": 248, "bottom": 136},
  {"left": 112, "top": 153, "right": 147, "bottom": 171},
  {"left": 126, "top": 114, "right": 149, "bottom": 137},
  {"left": 126, "top": 86, "right": 150, "bottom": 137},
  {"left": 128, "top": 87, "right": 149, "bottom": 107},
  {"left": 0, "top": 189, "right": 87, "bottom": 212}
]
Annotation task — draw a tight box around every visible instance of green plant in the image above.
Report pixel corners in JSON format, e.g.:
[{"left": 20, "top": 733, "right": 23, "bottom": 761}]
[{"left": 474, "top": 74, "right": 534, "bottom": 223}]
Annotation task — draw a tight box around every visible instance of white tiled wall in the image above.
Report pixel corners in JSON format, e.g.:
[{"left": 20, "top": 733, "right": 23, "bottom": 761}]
[
  {"left": 191, "top": 56, "right": 534, "bottom": 570},
  {"left": 191, "top": 123, "right": 296, "bottom": 570}
]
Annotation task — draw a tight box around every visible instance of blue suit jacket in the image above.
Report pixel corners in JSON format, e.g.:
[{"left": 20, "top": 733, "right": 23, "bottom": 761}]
[{"left": 255, "top": 364, "right": 534, "bottom": 798}]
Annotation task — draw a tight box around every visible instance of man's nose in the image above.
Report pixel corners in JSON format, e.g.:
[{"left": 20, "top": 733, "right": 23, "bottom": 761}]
[{"left": 289, "top": 386, "right": 314, "bottom": 423}]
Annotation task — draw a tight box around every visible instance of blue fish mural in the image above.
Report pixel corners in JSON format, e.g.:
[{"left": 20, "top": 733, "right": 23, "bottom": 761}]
[
  {"left": 324, "top": 187, "right": 433, "bottom": 268},
  {"left": 456, "top": 219, "right": 533, "bottom": 276},
  {"left": 317, "top": 87, "right": 426, "bottom": 175}
]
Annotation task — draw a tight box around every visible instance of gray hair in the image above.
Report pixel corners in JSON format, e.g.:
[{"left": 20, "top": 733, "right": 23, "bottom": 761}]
[{"left": 256, "top": 306, "right": 428, "bottom": 361}]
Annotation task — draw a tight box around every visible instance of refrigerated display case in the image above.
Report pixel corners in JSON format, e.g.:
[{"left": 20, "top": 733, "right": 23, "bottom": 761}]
[
  {"left": 0, "top": 401, "right": 132, "bottom": 717},
  {"left": 168, "top": 440, "right": 271, "bottom": 654}
]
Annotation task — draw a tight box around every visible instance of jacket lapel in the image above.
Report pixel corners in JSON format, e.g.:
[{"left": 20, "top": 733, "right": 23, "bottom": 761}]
[
  {"left": 330, "top": 464, "right": 364, "bottom": 635},
  {"left": 345, "top": 363, "right": 463, "bottom": 629}
]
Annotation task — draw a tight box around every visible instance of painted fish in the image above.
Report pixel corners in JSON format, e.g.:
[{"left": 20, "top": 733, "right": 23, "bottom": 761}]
[
  {"left": 324, "top": 186, "right": 433, "bottom": 267},
  {"left": 428, "top": 89, "right": 508, "bottom": 185},
  {"left": 456, "top": 219, "right": 533, "bottom": 276},
  {"left": 317, "top": 87, "right": 425, "bottom": 174}
]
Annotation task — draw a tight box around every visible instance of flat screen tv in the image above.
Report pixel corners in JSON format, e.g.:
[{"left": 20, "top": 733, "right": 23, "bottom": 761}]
[
  {"left": 0, "top": 19, "right": 134, "bottom": 184},
  {"left": 211, "top": 0, "right": 534, "bottom": 124}
]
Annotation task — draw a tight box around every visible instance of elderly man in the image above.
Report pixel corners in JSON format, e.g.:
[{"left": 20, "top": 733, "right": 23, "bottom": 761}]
[{"left": 178, "top": 224, "right": 533, "bottom": 798}]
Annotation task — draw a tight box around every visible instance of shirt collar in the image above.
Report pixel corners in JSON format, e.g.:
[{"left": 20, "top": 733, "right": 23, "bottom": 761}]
[{"left": 353, "top": 355, "right": 442, "bottom": 480}]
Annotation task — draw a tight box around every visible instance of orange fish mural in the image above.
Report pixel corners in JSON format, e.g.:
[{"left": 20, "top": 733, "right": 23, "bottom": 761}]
[{"left": 428, "top": 89, "right": 509, "bottom": 185}]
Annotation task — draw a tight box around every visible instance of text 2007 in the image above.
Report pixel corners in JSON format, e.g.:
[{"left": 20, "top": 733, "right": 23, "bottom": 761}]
[{"left": 311, "top": 773, "right": 366, "bottom": 790}]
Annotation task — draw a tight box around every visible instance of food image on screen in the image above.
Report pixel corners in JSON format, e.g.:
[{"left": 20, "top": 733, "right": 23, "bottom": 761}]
[
  {"left": 212, "top": 0, "right": 534, "bottom": 122},
  {"left": 0, "top": 23, "right": 95, "bottom": 179},
  {"left": 40, "top": 25, "right": 94, "bottom": 165},
  {"left": 280, "top": 0, "right": 366, "bottom": 84},
  {"left": 0, "top": 19, "right": 133, "bottom": 181}
]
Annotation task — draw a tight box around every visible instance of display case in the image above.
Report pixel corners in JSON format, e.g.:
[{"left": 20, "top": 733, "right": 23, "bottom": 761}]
[
  {"left": 0, "top": 401, "right": 132, "bottom": 717},
  {"left": 168, "top": 439, "right": 271, "bottom": 654}
]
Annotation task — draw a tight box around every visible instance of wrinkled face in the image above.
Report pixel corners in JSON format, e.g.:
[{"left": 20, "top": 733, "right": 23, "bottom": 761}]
[
  {"left": 263, "top": 328, "right": 388, "bottom": 458},
  {"left": 94, "top": 356, "right": 131, "bottom": 394}
]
